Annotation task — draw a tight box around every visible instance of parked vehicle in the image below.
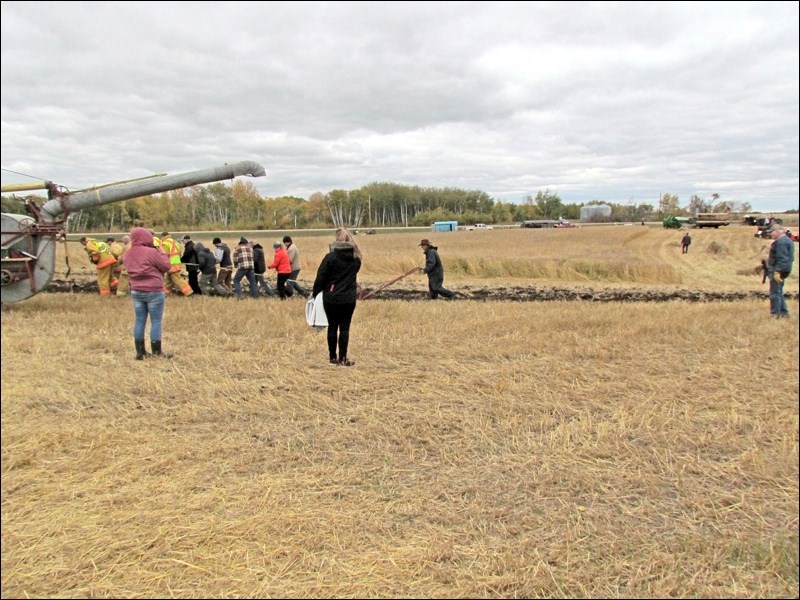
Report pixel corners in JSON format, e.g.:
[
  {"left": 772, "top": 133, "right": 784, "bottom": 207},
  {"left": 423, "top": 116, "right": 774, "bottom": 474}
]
[
  {"left": 466, "top": 223, "right": 493, "bottom": 231},
  {"left": 521, "top": 220, "right": 560, "bottom": 229}
]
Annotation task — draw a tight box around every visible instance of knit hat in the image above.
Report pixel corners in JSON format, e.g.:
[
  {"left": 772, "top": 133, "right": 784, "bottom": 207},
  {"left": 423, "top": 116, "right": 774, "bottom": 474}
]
[
  {"left": 239, "top": 237, "right": 248, "bottom": 245},
  {"left": 212, "top": 237, "right": 222, "bottom": 245},
  {"left": 273, "top": 241, "right": 282, "bottom": 249},
  {"left": 182, "top": 235, "right": 191, "bottom": 241}
]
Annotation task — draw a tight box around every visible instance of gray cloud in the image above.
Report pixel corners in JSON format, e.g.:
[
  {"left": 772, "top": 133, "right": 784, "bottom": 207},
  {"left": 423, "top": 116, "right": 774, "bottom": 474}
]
[{"left": 2, "top": 1, "right": 797, "bottom": 212}]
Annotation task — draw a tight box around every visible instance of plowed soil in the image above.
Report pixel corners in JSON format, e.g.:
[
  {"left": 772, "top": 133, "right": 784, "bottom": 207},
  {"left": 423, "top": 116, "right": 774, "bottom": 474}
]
[{"left": 45, "top": 278, "right": 795, "bottom": 303}]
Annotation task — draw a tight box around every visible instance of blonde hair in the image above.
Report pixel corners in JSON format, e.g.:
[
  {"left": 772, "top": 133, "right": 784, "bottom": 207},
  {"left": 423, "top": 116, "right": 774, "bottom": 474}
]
[{"left": 335, "top": 227, "right": 362, "bottom": 259}]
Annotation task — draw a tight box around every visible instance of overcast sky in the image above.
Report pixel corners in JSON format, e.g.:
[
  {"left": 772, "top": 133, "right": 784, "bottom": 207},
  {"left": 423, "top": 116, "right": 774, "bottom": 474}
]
[{"left": 2, "top": 1, "right": 798, "bottom": 213}]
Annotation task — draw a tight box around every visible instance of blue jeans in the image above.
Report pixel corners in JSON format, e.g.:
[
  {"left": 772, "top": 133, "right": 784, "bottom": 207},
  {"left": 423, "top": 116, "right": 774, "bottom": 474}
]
[
  {"left": 131, "top": 291, "right": 166, "bottom": 341},
  {"left": 769, "top": 273, "right": 790, "bottom": 317},
  {"left": 233, "top": 268, "right": 259, "bottom": 298}
]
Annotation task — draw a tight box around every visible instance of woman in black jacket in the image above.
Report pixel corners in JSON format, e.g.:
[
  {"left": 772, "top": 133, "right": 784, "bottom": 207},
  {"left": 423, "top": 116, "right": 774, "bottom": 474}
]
[{"left": 312, "top": 228, "right": 362, "bottom": 366}]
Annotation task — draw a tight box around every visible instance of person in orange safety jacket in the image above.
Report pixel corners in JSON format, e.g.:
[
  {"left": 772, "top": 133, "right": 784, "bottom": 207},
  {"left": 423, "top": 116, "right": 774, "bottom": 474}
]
[
  {"left": 80, "top": 236, "right": 118, "bottom": 296},
  {"left": 159, "top": 232, "right": 193, "bottom": 296},
  {"left": 108, "top": 235, "right": 131, "bottom": 297}
]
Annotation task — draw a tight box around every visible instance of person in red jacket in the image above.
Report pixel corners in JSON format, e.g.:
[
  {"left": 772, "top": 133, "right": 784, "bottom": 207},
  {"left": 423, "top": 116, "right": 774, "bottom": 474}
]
[{"left": 267, "top": 241, "right": 292, "bottom": 299}]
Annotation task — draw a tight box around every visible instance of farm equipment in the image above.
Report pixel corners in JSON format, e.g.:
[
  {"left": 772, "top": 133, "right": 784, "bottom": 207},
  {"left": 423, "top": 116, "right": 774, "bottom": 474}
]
[
  {"left": 754, "top": 218, "right": 784, "bottom": 239},
  {"left": 693, "top": 212, "right": 730, "bottom": 228},
  {"left": 662, "top": 215, "right": 691, "bottom": 229},
  {"left": 1, "top": 160, "right": 266, "bottom": 304}
]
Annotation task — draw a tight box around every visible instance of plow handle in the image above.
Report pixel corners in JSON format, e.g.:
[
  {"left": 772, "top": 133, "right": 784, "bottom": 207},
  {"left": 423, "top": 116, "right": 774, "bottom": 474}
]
[{"left": 359, "top": 267, "right": 422, "bottom": 300}]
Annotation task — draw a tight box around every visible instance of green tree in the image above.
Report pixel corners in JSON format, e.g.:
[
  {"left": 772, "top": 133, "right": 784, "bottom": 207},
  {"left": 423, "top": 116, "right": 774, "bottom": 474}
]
[
  {"left": 659, "top": 193, "right": 681, "bottom": 215},
  {"left": 529, "top": 189, "right": 563, "bottom": 219}
]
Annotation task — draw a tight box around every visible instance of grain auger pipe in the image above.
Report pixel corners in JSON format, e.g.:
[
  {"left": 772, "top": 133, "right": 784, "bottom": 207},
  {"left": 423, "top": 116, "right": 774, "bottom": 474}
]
[
  {"left": 1, "top": 160, "right": 266, "bottom": 304},
  {"left": 359, "top": 267, "right": 423, "bottom": 300}
]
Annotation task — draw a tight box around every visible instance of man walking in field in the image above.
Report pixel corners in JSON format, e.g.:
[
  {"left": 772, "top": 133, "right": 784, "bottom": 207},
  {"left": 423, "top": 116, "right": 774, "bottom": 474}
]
[
  {"left": 681, "top": 232, "right": 692, "bottom": 254},
  {"left": 418, "top": 239, "right": 455, "bottom": 300}
]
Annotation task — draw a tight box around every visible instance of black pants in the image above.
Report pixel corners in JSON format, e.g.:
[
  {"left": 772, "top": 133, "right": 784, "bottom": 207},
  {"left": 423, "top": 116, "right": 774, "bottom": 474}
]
[
  {"left": 324, "top": 301, "right": 356, "bottom": 361},
  {"left": 276, "top": 273, "right": 292, "bottom": 299},
  {"left": 427, "top": 274, "right": 454, "bottom": 299},
  {"left": 187, "top": 268, "right": 202, "bottom": 295}
]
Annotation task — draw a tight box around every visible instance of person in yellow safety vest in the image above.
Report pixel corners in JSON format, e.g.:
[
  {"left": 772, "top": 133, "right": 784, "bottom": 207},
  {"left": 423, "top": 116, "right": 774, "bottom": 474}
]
[
  {"left": 108, "top": 235, "right": 131, "bottom": 297},
  {"left": 160, "top": 232, "right": 194, "bottom": 296},
  {"left": 80, "top": 236, "right": 118, "bottom": 296},
  {"left": 106, "top": 236, "right": 126, "bottom": 296}
]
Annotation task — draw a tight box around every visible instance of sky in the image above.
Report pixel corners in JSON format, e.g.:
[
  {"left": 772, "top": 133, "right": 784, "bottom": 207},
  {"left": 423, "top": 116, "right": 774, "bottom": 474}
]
[{"left": 1, "top": 1, "right": 798, "bottom": 213}]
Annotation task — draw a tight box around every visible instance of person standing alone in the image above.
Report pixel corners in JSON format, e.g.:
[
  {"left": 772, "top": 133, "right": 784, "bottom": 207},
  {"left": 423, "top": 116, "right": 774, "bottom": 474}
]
[
  {"left": 312, "top": 228, "right": 362, "bottom": 366},
  {"left": 765, "top": 223, "right": 794, "bottom": 318},
  {"left": 681, "top": 232, "right": 692, "bottom": 254},
  {"left": 120, "top": 227, "right": 173, "bottom": 359},
  {"left": 418, "top": 239, "right": 455, "bottom": 299}
]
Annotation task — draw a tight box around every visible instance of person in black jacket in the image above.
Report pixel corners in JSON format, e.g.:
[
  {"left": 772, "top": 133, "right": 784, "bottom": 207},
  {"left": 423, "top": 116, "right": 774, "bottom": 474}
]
[
  {"left": 312, "top": 228, "right": 362, "bottom": 367},
  {"left": 252, "top": 242, "right": 273, "bottom": 296},
  {"left": 180, "top": 235, "right": 202, "bottom": 294},
  {"left": 196, "top": 243, "right": 231, "bottom": 296},
  {"left": 418, "top": 239, "right": 454, "bottom": 299},
  {"left": 680, "top": 232, "right": 692, "bottom": 254}
]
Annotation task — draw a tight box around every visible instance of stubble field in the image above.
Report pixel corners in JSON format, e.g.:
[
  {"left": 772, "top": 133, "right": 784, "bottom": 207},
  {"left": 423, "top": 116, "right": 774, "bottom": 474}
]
[{"left": 2, "top": 224, "right": 798, "bottom": 598}]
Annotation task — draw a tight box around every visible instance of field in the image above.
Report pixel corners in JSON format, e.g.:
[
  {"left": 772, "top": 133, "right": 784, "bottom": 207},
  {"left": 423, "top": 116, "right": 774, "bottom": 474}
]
[{"left": 2, "top": 224, "right": 798, "bottom": 598}]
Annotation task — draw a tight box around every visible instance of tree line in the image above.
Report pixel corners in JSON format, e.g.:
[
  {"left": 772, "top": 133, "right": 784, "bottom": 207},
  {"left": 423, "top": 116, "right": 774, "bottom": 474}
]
[{"left": 0, "top": 180, "right": 773, "bottom": 233}]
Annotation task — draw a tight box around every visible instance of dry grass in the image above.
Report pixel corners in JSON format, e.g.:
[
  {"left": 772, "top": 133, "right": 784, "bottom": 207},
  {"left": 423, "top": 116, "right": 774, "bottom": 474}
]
[
  {"left": 2, "top": 225, "right": 798, "bottom": 598},
  {"left": 60, "top": 225, "right": 796, "bottom": 294}
]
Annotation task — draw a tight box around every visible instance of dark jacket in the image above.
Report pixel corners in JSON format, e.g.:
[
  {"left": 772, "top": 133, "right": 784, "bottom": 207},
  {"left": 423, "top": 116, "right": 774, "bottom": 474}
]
[
  {"left": 423, "top": 245, "right": 445, "bottom": 280},
  {"left": 312, "top": 241, "right": 362, "bottom": 304},
  {"left": 215, "top": 243, "right": 232, "bottom": 268},
  {"left": 253, "top": 243, "right": 267, "bottom": 274},
  {"left": 181, "top": 240, "right": 199, "bottom": 271},
  {"left": 195, "top": 243, "right": 217, "bottom": 276},
  {"left": 768, "top": 235, "right": 795, "bottom": 275}
]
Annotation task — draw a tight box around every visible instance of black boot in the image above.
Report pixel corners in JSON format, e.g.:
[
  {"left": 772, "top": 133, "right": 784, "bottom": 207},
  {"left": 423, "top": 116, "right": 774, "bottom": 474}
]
[
  {"left": 135, "top": 339, "right": 148, "bottom": 360},
  {"left": 151, "top": 340, "right": 173, "bottom": 359}
]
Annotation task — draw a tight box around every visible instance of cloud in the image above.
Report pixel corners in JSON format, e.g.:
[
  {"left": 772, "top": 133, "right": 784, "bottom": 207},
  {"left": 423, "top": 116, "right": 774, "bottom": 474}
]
[{"left": 2, "top": 1, "right": 798, "bottom": 212}]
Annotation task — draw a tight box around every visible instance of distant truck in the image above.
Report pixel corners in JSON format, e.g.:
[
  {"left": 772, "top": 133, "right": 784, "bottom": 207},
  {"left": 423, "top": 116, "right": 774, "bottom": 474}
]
[
  {"left": 521, "top": 219, "right": 560, "bottom": 229},
  {"left": 466, "top": 223, "right": 493, "bottom": 231}
]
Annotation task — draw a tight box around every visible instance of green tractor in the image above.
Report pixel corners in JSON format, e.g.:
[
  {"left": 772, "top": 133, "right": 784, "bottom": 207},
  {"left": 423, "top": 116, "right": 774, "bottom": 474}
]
[{"left": 662, "top": 215, "right": 685, "bottom": 229}]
